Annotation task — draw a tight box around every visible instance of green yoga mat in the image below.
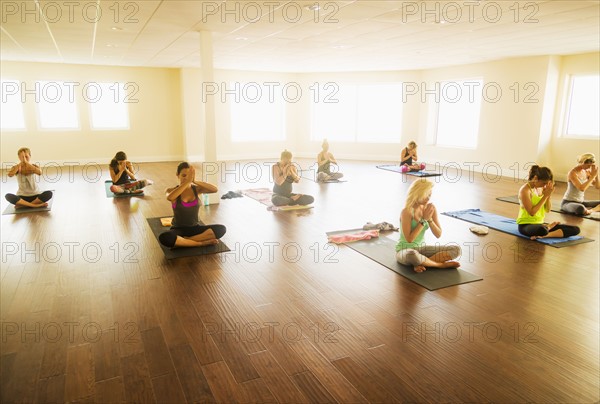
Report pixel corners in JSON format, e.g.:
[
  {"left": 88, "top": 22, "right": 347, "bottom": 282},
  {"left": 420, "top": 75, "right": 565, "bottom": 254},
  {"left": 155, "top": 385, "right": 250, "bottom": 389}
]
[
  {"left": 2, "top": 192, "right": 54, "bottom": 215},
  {"left": 326, "top": 230, "right": 482, "bottom": 291},
  {"left": 146, "top": 217, "right": 230, "bottom": 260},
  {"left": 105, "top": 181, "right": 145, "bottom": 198},
  {"left": 496, "top": 195, "right": 599, "bottom": 221}
]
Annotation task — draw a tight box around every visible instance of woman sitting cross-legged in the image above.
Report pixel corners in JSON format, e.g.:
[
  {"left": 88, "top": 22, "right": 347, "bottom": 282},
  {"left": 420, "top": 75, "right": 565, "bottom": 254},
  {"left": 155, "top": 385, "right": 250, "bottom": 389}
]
[
  {"left": 5, "top": 147, "right": 53, "bottom": 209},
  {"left": 395, "top": 179, "right": 461, "bottom": 273},
  {"left": 109, "top": 151, "right": 153, "bottom": 195},
  {"left": 561, "top": 153, "right": 600, "bottom": 216},
  {"left": 517, "top": 165, "right": 580, "bottom": 240},
  {"left": 317, "top": 139, "right": 344, "bottom": 182},
  {"left": 272, "top": 150, "right": 314, "bottom": 207},
  {"left": 158, "top": 163, "right": 226, "bottom": 248}
]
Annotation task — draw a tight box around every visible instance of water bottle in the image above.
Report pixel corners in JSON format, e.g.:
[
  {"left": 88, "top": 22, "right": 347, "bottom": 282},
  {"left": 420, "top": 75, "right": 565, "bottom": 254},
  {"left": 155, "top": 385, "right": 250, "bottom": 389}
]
[{"left": 202, "top": 194, "right": 209, "bottom": 206}]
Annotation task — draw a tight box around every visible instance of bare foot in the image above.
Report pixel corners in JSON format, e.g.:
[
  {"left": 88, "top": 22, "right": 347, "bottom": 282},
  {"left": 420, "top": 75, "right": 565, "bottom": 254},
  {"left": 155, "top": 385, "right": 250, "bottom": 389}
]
[
  {"left": 111, "top": 185, "right": 125, "bottom": 194},
  {"left": 546, "top": 221, "right": 560, "bottom": 231},
  {"left": 440, "top": 261, "right": 460, "bottom": 268},
  {"left": 198, "top": 239, "right": 219, "bottom": 247},
  {"left": 414, "top": 265, "right": 426, "bottom": 273}
]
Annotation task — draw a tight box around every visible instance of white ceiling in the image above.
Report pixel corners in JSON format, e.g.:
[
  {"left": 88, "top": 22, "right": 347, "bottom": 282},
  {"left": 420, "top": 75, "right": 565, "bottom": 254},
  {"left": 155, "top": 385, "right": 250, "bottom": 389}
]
[{"left": 1, "top": 0, "right": 599, "bottom": 72}]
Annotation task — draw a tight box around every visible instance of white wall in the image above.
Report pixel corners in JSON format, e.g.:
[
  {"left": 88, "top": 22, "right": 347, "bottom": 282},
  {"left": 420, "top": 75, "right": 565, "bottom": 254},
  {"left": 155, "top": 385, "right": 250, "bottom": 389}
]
[
  {"left": 0, "top": 61, "right": 184, "bottom": 167},
  {"left": 2, "top": 53, "right": 598, "bottom": 180}
]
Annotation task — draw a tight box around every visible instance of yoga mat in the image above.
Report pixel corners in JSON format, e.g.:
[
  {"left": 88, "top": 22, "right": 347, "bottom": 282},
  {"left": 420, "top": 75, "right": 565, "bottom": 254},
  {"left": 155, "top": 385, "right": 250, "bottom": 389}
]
[
  {"left": 442, "top": 209, "right": 594, "bottom": 248},
  {"left": 376, "top": 165, "right": 442, "bottom": 177},
  {"left": 326, "top": 230, "right": 482, "bottom": 291},
  {"left": 105, "top": 180, "right": 144, "bottom": 198},
  {"left": 242, "top": 188, "right": 313, "bottom": 211},
  {"left": 146, "top": 217, "right": 230, "bottom": 260},
  {"left": 2, "top": 192, "right": 54, "bottom": 215},
  {"left": 496, "top": 195, "right": 600, "bottom": 221}
]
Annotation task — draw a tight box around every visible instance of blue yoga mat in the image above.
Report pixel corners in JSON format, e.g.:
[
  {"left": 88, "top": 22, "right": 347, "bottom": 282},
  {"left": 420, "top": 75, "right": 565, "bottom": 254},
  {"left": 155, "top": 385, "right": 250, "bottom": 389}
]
[
  {"left": 376, "top": 165, "right": 442, "bottom": 177},
  {"left": 442, "top": 209, "right": 593, "bottom": 247}
]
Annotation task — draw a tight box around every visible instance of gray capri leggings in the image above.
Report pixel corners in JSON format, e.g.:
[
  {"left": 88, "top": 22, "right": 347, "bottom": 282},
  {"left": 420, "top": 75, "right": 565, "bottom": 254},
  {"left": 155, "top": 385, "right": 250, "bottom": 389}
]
[
  {"left": 561, "top": 199, "right": 599, "bottom": 216},
  {"left": 396, "top": 244, "right": 462, "bottom": 267}
]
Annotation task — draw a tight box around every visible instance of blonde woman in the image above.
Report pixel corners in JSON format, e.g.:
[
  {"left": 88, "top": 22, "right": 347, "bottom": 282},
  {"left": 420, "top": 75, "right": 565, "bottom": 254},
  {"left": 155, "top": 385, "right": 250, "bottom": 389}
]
[
  {"left": 396, "top": 179, "right": 461, "bottom": 272},
  {"left": 317, "top": 139, "right": 343, "bottom": 182},
  {"left": 400, "top": 141, "right": 424, "bottom": 172},
  {"left": 5, "top": 147, "right": 53, "bottom": 208},
  {"left": 272, "top": 150, "right": 314, "bottom": 206},
  {"left": 561, "top": 153, "right": 600, "bottom": 216}
]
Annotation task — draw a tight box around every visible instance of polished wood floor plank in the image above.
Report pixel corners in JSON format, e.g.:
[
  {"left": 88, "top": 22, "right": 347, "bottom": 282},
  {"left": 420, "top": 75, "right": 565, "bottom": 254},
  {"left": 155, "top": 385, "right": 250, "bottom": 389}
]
[
  {"left": 64, "top": 343, "right": 95, "bottom": 402},
  {"left": 248, "top": 350, "right": 309, "bottom": 403},
  {"left": 36, "top": 374, "right": 65, "bottom": 403},
  {"left": 202, "top": 361, "right": 245, "bottom": 403},
  {"left": 169, "top": 344, "right": 215, "bottom": 403},
  {"left": 120, "top": 352, "right": 156, "bottom": 403},
  {"left": 151, "top": 371, "right": 187, "bottom": 404},
  {"left": 94, "top": 376, "right": 126, "bottom": 403},
  {"left": 290, "top": 338, "right": 368, "bottom": 403},
  {"left": 291, "top": 370, "right": 337, "bottom": 404}
]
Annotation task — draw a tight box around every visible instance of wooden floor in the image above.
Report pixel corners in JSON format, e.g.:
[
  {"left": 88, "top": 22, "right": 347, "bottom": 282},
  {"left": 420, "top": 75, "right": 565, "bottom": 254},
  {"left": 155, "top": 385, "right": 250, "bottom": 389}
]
[{"left": 1, "top": 160, "right": 598, "bottom": 403}]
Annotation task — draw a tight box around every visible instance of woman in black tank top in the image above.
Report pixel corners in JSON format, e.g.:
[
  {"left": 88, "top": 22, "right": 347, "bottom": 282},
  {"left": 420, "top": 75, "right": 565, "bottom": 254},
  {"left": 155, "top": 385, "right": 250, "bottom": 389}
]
[
  {"left": 272, "top": 150, "right": 314, "bottom": 207},
  {"left": 400, "top": 141, "right": 424, "bottom": 172},
  {"left": 158, "top": 162, "right": 226, "bottom": 248}
]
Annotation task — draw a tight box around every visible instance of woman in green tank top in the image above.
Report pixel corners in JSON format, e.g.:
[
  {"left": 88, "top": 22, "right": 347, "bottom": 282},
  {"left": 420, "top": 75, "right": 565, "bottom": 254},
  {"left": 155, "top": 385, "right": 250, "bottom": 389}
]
[
  {"left": 395, "top": 179, "right": 461, "bottom": 273},
  {"left": 517, "top": 165, "right": 580, "bottom": 240}
]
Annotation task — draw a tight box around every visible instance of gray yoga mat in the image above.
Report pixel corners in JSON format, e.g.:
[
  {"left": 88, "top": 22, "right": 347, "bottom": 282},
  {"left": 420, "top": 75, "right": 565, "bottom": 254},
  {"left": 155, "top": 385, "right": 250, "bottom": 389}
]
[
  {"left": 2, "top": 192, "right": 54, "bottom": 215},
  {"left": 326, "top": 229, "right": 482, "bottom": 291},
  {"left": 105, "top": 180, "right": 145, "bottom": 198},
  {"left": 146, "top": 217, "right": 230, "bottom": 260},
  {"left": 496, "top": 195, "right": 599, "bottom": 221}
]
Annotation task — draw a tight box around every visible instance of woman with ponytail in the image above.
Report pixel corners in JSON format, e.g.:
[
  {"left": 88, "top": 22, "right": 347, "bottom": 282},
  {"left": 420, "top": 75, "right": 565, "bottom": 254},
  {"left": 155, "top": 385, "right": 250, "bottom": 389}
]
[
  {"left": 517, "top": 165, "right": 580, "bottom": 239},
  {"left": 108, "top": 151, "right": 153, "bottom": 194}
]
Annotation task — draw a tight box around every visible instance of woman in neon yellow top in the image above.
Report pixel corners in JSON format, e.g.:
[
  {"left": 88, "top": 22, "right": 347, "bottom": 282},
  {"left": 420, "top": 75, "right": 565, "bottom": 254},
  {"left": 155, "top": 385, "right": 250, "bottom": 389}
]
[
  {"left": 396, "top": 179, "right": 461, "bottom": 273},
  {"left": 517, "top": 165, "right": 580, "bottom": 240}
]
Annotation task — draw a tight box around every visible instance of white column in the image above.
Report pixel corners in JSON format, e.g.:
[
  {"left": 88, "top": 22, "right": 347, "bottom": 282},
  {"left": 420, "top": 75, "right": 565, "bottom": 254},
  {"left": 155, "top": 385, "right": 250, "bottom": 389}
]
[{"left": 199, "top": 30, "right": 220, "bottom": 204}]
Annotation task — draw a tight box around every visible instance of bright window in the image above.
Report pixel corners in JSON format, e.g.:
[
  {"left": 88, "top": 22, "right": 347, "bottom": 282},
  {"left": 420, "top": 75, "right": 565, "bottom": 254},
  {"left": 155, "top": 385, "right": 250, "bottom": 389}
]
[
  {"left": 311, "top": 83, "right": 403, "bottom": 143},
  {"left": 89, "top": 82, "right": 130, "bottom": 130},
  {"left": 435, "top": 79, "right": 482, "bottom": 149},
  {"left": 230, "top": 82, "right": 285, "bottom": 142},
  {"left": 1, "top": 80, "right": 26, "bottom": 130},
  {"left": 564, "top": 75, "right": 599, "bottom": 138},
  {"left": 36, "top": 81, "right": 79, "bottom": 130}
]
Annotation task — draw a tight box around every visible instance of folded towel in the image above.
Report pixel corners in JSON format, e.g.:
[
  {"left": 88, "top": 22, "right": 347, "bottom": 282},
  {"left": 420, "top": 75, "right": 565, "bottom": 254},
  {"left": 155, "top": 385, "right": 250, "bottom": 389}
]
[{"left": 328, "top": 230, "right": 380, "bottom": 244}]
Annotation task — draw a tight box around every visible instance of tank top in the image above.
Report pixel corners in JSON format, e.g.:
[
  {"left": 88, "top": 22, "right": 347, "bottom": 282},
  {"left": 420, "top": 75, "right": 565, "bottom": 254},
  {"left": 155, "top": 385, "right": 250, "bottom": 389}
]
[
  {"left": 396, "top": 210, "right": 429, "bottom": 251},
  {"left": 273, "top": 163, "right": 293, "bottom": 197},
  {"left": 16, "top": 172, "right": 39, "bottom": 196},
  {"left": 318, "top": 160, "right": 331, "bottom": 174},
  {"left": 171, "top": 186, "right": 200, "bottom": 228},
  {"left": 401, "top": 148, "right": 413, "bottom": 165},
  {"left": 112, "top": 166, "right": 131, "bottom": 185},
  {"left": 516, "top": 185, "right": 547, "bottom": 224},
  {"left": 562, "top": 171, "right": 586, "bottom": 202}
]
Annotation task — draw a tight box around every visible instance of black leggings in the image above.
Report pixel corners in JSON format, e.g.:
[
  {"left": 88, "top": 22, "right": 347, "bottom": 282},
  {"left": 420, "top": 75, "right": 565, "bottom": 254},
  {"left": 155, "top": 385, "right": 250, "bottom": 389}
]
[
  {"left": 159, "top": 224, "right": 226, "bottom": 248},
  {"left": 561, "top": 199, "right": 599, "bottom": 216},
  {"left": 5, "top": 191, "right": 53, "bottom": 205},
  {"left": 518, "top": 224, "right": 580, "bottom": 238}
]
